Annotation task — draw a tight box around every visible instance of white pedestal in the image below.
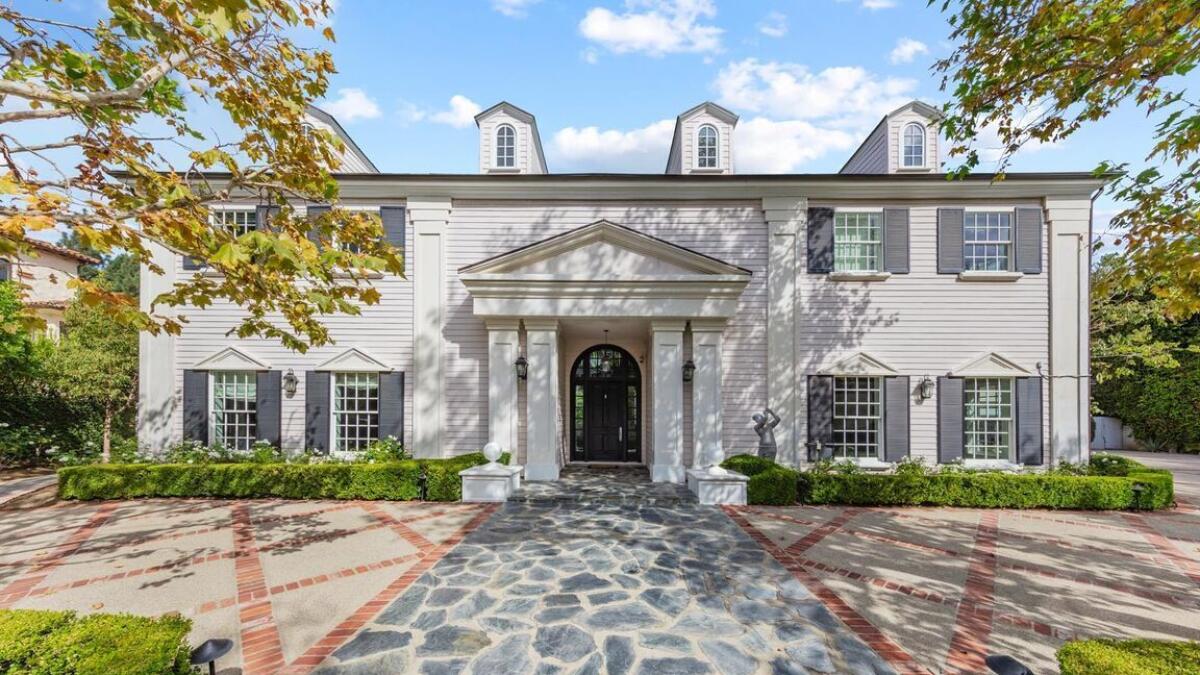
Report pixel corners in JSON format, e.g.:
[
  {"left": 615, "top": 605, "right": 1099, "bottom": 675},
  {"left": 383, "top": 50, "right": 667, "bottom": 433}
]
[
  {"left": 686, "top": 467, "right": 749, "bottom": 505},
  {"left": 460, "top": 463, "right": 523, "bottom": 502}
]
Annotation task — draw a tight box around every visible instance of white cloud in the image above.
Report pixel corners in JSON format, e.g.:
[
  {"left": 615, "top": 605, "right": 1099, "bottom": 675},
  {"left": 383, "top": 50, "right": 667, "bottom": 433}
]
[
  {"left": 714, "top": 58, "right": 915, "bottom": 125},
  {"left": 322, "top": 88, "right": 381, "bottom": 123},
  {"left": 429, "top": 95, "right": 483, "bottom": 128},
  {"left": 757, "top": 11, "right": 787, "bottom": 38},
  {"left": 861, "top": 0, "right": 896, "bottom": 9},
  {"left": 579, "top": 0, "right": 722, "bottom": 56},
  {"left": 550, "top": 119, "right": 676, "bottom": 172},
  {"left": 492, "top": 0, "right": 541, "bottom": 18},
  {"left": 889, "top": 37, "right": 929, "bottom": 64},
  {"left": 736, "top": 118, "right": 857, "bottom": 173}
]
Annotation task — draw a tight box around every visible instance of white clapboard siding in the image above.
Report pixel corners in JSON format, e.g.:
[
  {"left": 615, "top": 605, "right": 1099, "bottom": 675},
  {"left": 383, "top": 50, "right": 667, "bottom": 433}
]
[
  {"left": 170, "top": 214, "right": 414, "bottom": 452},
  {"left": 444, "top": 200, "right": 769, "bottom": 459},
  {"left": 800, "top": 201, "right": 1050, "bottom": 462}
]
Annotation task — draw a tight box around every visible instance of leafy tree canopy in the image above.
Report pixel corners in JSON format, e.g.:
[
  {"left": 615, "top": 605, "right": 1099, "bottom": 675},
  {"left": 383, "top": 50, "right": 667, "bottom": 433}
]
[
  {"left": 0, "top": 0, "right": 402, "bottom": 351},
  {"left": 934, "top": 0, "right": 1200, "bottom": 315}
]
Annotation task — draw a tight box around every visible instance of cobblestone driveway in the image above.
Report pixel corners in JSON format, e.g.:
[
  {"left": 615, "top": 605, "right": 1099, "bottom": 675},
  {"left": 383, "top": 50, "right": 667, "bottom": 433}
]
[{"left": 313, "top": 502, "right": 897, "bottom": 675}]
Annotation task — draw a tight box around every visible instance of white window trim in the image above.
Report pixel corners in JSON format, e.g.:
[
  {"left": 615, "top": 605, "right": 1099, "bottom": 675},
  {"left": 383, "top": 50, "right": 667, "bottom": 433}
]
[
  {"left": 329, "top": 371, "right": 380, "bottom": 457},
  {"left": 830, "top": 271, "right": 892, "bottom": 282},
  {"left": 961, "top": 459, "right": 1023, "bottom": 471},
  {"left": 208, "top": 371, "right": 258, "bottom": 451},
  {"left": 831, "top": 208, "right": 885, "bottom": 275},
  {"left": 962, "top": 208, "right": 1017, "bottom": 274},
  {"left": 694, "top": 124, "right": 720, "bottom": 171},
  {"left": 957, "top": 271, "right": 1023, "bottom": 282},
  {"left": 830, "top": 375, "right": 885, "bottom": 461},
  {"left": 493, "top": 124, "right": 517, "bottom": 170},
  {"left": 196, "top": 205, "right": 260, "bottom": 275},
  {"left": 901, "top": 122, "right": 927, "bottom": 169},
  {"left": 962, "top": 376, "right": 1016, "bottom": 462}
]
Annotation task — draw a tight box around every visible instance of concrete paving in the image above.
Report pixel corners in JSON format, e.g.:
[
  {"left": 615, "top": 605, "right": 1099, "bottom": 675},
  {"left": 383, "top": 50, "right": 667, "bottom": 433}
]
[
  {"left": 0, "top": 471, "right": 57, "bottom": 507},
  {"left": 1111, "top": 450, "right": 1200, "bottom": 502}
]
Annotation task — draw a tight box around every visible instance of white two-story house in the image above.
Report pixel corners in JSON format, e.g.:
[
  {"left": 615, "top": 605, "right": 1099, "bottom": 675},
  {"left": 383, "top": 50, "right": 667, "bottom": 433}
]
[{"left": 138, "top": 100, "right": 1097, "bottom": 481}]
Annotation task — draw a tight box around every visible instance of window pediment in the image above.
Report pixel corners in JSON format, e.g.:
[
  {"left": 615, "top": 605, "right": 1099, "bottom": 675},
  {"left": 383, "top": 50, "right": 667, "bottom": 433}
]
[
  {"left": 192, "top": 347, "right": 268, "bottom": 371},
  {"left": 315, "top": 348, "right": 392, "bottom": 373},
  {"left": 951, "top": 352, "right": 1031, "bottom": 378},
  {"left": 819, "top": 352, "right": 899, "bottom": 377}
]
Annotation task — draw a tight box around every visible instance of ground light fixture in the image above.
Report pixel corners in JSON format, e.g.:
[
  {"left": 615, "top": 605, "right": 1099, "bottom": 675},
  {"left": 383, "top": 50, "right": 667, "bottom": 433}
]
[
  {"left": 682, "top": 359, "right": 696, "bottom": 382},
  {"left": 190, "top": 639, "right": 233, "bottom": 675},
  {"left": 514, "top": 355, "right": 528, "bottom": 380}
]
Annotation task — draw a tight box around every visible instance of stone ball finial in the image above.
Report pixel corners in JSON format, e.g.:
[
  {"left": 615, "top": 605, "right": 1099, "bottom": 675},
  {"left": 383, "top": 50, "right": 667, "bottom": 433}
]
[{"left": 483, "top": 442, "right": 502, "bottom": 463}]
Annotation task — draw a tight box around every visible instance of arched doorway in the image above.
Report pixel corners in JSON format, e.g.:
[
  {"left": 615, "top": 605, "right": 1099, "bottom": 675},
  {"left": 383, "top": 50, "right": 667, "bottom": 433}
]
[{"left": 569, "top": 344, "right": 641, "bottom": 463}]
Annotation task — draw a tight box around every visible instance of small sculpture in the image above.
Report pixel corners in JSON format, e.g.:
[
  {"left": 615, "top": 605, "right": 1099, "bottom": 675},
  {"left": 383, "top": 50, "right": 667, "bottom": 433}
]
[{"left": 752, "top": 408, "right": 780, "bottom": 461}]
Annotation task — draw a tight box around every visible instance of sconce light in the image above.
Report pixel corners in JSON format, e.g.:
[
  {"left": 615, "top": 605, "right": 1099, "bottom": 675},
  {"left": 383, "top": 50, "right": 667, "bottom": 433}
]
[
  {"left": 919, "top": 375, "right": 934, "bottom": 401},
  {"left": 282, "top": 369, "right": 298, "bottom": 398},
  {"left": 514, "top": 355, "right": 528, "bottom": 380},
  {"left": 681, "top": 359, "right": 696, "bottom": 382}
]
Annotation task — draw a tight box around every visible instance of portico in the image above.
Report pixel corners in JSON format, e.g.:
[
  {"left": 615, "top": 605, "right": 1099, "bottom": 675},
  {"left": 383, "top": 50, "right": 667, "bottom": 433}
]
[{"left": 459, "top": 220, "right": 751, "bottom": 483}]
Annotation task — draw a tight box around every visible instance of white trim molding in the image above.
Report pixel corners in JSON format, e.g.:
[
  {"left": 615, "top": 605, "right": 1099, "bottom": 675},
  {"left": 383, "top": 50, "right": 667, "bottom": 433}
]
[
  {"left": 820, "top": 351, "right": 900, "bottom": 378},
  {"left": 191, "top": 346, "right": 269, "bottom": 372},
  {"left": 315, "top": 347, "right": 393, "bottom": 373},
  {"left": 951, "top": 352, "right": 1032, "bottom": 378}
]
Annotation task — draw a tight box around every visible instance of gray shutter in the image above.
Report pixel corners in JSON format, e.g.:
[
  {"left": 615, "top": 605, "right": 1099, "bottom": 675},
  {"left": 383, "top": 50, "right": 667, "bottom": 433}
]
[
  {"left": 379, "top": 371, "right": 405, "bottom": 443},
  {"left": 182, "top": 255, "right": 202, "bottom": 271},
  {"left": 256, "top": 371, "right": 282, "bottom": 448},
  {"left": 882, "top": 208, "right": 910, "bottom": 274},
  {"left": 306, "top": 205, "right": 331, "bottom": 246},
  {"left": 1015, "top": 207, "right": 1043, "bottom": 274},
  {"left": 182, "top": 370, "right": 208, "bottom": 444},
  {"left": 807, "top": 375, "right": 834, "bottom": 459},
  {"left": 807, "top": 207, "right": 835, "bottom": 274},
  {"left": 884, "top": 376, "right": 910, "bottom": 462},
  {"left": 937, "top": 377, "right": 964, "bottom": 463},
  {"left": 937, "top": 208, "right": 965, "bottom": 274},
  {"left": 380, "top": 206, "right": 406, "bottom": 257},
  {"left": 305, "top": 371, "right": 331, "bottom": 454},
  {"left": 256, "top": 205, "right": 278, "bottom": 231},
  {"left": 1016, "top": 377, "right": 1044, "bottom": 465}
]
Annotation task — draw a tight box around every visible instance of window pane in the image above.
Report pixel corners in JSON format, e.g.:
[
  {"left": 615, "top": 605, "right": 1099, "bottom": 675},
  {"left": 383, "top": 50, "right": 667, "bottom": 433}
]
[
  {"left": 698, "top": 125, "right": 718, "bottom": 168},
  {"left": 903, "top": 124, "right": 924, "bottom": 167},
  {"left": 211, "top": 209, "right": 258, "bottom": 238},
  {"left": 964, "top": 378, "right": 1013, "bottom": 460},
  {"left": 963, "top": 212, "right": 1012, "bottom": 271},
  {"left": 334, "top": 372, "right": 379, "bottom": 452},
  {"left": 212, "top": 371, "right": 257, "bottom": 451},
  {"left": 833, "top": 212, "right": 882, "bottom": 272},
  {"left": 496, "top": 126, "right": 515, "bottom": 168},
  {"left": 831, "top": 377, "right": 881, "bottom": 459}
]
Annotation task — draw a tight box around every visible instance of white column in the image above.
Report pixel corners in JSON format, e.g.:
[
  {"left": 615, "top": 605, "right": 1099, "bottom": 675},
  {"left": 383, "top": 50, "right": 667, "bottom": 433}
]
[
  {"left": 138, "top": 241, "right": 178, "bottom": 452},
  {"left": 525, "top": 319, "right": 561, "bottom": 480},
  {"left": 651, "top": 320, "right": 686, "bottom": 483},
  {"left": 763, "top": 197, "right": 805, "bottom": 466},
  {"left": 1047, "top": 196, "right": 1092, "bottom": 464},
  {"left": 691, "top": 320, "right": 725, "bottom": 469},
  {"left": 411, "top": 197, "right": 450, "bottom": 458},
  {"left": 486, "top": 320, "right": 520, "bottom": 458}
]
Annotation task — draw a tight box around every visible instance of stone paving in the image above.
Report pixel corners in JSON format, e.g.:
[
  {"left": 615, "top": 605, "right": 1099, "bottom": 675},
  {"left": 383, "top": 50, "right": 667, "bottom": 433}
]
[
  {"left": 511, "top": 465, "right": 694, "bottom": 505},
  {"left": 312, "top": 500, "right": 897, "bottom": 675}
]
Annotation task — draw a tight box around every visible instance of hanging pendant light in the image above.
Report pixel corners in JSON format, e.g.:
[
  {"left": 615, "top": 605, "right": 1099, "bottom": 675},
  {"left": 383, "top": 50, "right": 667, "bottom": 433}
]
[{"left": 599, "top": 330, "right": 613, "bottom": 375}]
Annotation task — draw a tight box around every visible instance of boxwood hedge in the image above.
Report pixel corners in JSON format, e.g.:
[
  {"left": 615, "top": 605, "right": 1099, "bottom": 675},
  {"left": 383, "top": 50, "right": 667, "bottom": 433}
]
[
  {"left": 0, "top": 608, "right": 191, "bottom": 675},
  {"left": 57, "top": 452, "right": 506, "bottom": 502},
  {"left": 720, "top": 454, "right": 800, "bottom": 506},
  {"left": 1058, "top": 638, "right": 1200, "bottom": 675}
]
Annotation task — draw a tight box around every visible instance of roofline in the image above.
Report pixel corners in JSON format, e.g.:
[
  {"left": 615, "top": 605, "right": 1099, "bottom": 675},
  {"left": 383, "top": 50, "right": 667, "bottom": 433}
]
[
  {"left": 23, "top": 238, "right": 102, "bottom": 265},
  {"left": 838, "top": 116, "right": 887, "bottom": 174},
  {"left": 129, "top": 170, "right": 1108, "bottom": 183},
  {"left": 305, "top": 105, "right": 380, "bottom": 173}
]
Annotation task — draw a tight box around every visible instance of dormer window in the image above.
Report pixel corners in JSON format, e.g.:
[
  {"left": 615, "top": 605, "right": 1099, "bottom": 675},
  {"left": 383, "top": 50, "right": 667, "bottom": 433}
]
[
  {"left": 902, "top": 123, "right": 925, "bottom": 168},
  {"left": 697, "top": 125, "right": 718, "bottom": 169},
  {"left": 495, "top": 124, "right": 516, "bottom": 168}
]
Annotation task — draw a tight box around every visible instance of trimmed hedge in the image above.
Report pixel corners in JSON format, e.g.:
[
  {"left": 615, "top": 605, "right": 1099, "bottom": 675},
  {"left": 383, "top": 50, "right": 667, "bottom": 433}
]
[
  {"left": 721, "top": 454, "right": 800, "bottom": 506},
  {"left": 0, "top": 609, "right": 191, "bottom": 675},
  {"left": 57, "top": 452, "right": 507, "bottom": 502},
  {"left": 800, "top": 469, "right": 1173, "bottom": 510},
  {"left": 1058, "top": 638, "right": 1200, "bottom": 675}
]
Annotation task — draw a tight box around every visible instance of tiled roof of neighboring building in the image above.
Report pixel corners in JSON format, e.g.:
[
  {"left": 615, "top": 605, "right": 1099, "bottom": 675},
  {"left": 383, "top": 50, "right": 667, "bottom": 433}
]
[
  {"left": 23, "top": 300, "right": 69, "bottom": 309},
  {"left": 22, "top": 238, "right": 101, "bottom": 265}
]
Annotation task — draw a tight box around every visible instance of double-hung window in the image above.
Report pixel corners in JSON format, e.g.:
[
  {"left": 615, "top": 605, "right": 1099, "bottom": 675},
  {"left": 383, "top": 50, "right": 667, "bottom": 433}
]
[
  {"left": 212, "top": 371, "right": 257, "bottom": 451},
  {"left": 831, "top": 376, "right": 882, "bottom": 459},
  {"left": 212, "top": 209, "right": 258, "bottom": 237},
  {"left": 833, "top": 211, "right": 882, "bottom": 272},
  {"left": 495, "top": 125, "right": 516, "bottom": 168},
  {"left": 902, "top": 123, "right": 925, "bottom": 168},
  {"left": 697, "top": 125, "right": 718, "bottom": 169},
  {"left": 333, "top": 372, "right": 379, "bottom": 452},
  {"left": 963, "top": 377, "right": 1013, "bottom": 460},
  {"left": 963, "top": 211, "right": 1012, "bottom": 271}
]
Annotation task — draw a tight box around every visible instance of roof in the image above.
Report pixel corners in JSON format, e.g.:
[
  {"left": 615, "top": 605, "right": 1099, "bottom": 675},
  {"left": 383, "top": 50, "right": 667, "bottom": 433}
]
[
  {"left": 23, "top": 239, "right": 101, "bottom": 265},
  {"left": 474, "top": 101, "right": 549, "bottom": 172},
  {"left": 24, "top": 300, "right": 69, "bottom": 310},
  {"left": 840, "top": 99, "right": 945, "bottom": 173},
  {"left": 305, "top": 105, "right": 380, "bottom": 173}
]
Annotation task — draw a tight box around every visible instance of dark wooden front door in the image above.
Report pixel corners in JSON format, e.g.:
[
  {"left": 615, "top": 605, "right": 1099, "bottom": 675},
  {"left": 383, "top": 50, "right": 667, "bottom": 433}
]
[{"left": 584, "top": 381, "right": 626, "bottom": 462}]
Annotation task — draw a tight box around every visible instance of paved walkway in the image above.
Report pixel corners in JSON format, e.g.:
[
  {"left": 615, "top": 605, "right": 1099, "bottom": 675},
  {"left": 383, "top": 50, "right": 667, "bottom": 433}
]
[
  {"left": 0, "top": 471, "right": 57, "bottom": 507},
  {"left": 1111, "top": 450, "right": 1200, "bottom": 502}
]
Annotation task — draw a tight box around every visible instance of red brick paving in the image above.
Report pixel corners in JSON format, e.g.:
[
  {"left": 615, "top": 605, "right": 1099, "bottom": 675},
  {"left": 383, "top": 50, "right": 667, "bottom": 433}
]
[
  {"left": 944, "top": 512, "right": 999, "bottom": 675},
  {"left": 1123, "top": 512, "right": 1200, "bottom": 587},
  {"left": 232, "top": 502, "right": 287, "bottom": 675},
  {"left": 0, "top": 502, "right": 119, "bottom": 608}
]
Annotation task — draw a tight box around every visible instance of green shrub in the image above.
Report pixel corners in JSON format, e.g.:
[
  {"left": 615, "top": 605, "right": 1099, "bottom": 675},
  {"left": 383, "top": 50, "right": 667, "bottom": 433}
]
[
  {"left": 57, "top": 452, "right": 507, "bottom": 502},
  {"left": 721, "top": 453, "right": 777, "bottom": 476},
  {"left": 1058, "top": 638, "right": 1200, "bottom": 675},
  {"left": 720, "top": 454, "right": 800, "bottom": 505},
  {"left": 0, "top": 609, "right": 191, "bottom": 675}
]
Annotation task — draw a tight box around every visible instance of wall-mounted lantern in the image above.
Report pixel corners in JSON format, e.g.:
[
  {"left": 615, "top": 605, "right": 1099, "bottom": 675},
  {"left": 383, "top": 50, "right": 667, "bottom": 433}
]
[
  {"left": 919, "top": 375, "right": 935, "bottom": 401},
  {"left": 283, "top": 369, "right": 298, "bottom": 398},
  {"left": 682, "top": 359, "right": 696, "bottom": 382},
  {"left": 514, "top": 355, "right": 529, "bottom": 380}
]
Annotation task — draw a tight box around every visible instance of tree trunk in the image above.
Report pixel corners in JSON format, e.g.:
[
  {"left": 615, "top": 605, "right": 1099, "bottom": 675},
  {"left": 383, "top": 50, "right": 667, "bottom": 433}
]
[{"left": 102, "top": 407, "right": 112, "bottom": 463}]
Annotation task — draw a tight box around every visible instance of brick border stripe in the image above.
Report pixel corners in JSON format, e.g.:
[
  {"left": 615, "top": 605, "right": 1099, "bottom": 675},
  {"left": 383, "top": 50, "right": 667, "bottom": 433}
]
[
  {"left": 1123, "top": 513, "right": 1200, "bottom": 587},
  {"left": 784, "top": 506, "right": 860, "bottom": 555},
  {"left": 281, "top": 503, "right": 499, "bottom": 674},
  {"left": 751, "top": 508, "right": 963, "bottom": 558},
  {"left": 358, "top": 502, "right": 437, "bottom": 552},
  {"left": 722, "top": 506, "right": 930, "bottom": 675},
  {"left": 944, "top": 511, "right": 999, "bottom": 675},
  {"left": 0, "top": 502, "right": 118, "bottom": 608},
  {"left": 231, "top": 502, "right": 287, "bottom": 675}
]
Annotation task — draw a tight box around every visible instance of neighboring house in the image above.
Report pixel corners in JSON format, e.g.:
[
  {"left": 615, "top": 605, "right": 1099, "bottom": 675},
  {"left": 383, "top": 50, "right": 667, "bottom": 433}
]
[
  {"left": 138, "top": 100, "right": 1097, "bottom": 481},
  {"left": 1, "top": 239, "right": 99, "bottom": 340}
]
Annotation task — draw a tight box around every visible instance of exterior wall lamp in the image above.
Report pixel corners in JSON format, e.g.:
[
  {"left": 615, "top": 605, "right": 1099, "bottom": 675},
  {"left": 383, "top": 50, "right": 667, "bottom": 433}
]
[
  {"left": 514, "top": 355, "right": 528, "bottom": 380},
  {"left": 682, "top": 359, "right": 696, "bottom": 382},
  {"left": 283, "top": 369, "right": 298, "bottom": 398},
  {"left": 919, "top": 375, "right": 934, "bottom": 400}
]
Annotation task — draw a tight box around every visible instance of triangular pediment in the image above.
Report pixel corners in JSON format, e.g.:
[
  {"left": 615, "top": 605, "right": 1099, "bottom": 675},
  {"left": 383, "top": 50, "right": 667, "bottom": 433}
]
[
  {"left": 193, "top": 347, "right": 269, "bottom": 371},
  {"left": 316, "top": 348, "right": 392, "bottom": 372},
  {"left": 819, "top": 352, "right": 899, "bottom": 377},
  {"left": 951, "top": 352, "right": 1031, "bottom": 377},
  {"left": 459, "top": 220, "right": 751, "bottom": 278}
]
